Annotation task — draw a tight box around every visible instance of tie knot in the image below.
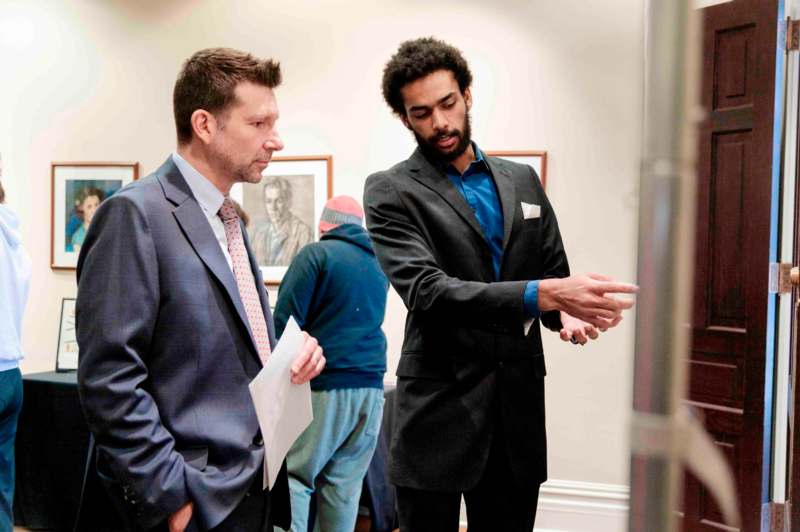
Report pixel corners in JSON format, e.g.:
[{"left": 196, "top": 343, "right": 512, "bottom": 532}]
[{"left": 218, "top": 198, "right": 239, "bottom": 223}]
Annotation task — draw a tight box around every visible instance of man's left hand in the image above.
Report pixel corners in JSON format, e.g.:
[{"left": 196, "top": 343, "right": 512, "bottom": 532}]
[
  {"left": 290, "top": 332, "right": 326, "bottom": 384},
  {"left": 559, "top": 311, "right": 600, "bottom": 346},
  {"left": 168, "top": 502, "right": 193, "bottom": 532}
]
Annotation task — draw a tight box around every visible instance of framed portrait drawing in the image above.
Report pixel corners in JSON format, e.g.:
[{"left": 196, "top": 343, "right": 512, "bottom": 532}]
[
  {"left": 56, "top": 297, "right": 78, "bottom": 372},
  {"left": 230, "top": 155, "right": 333, "bottom": 285},
  {"left": 486, "top": 150, "right": 548, "bottom": 190},
  {"left": 51, "top": 162, "right": 139, "bottom": 269}
]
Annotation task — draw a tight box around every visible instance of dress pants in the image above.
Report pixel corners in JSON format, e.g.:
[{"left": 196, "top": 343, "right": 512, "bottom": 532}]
[
  {"left": 395, "top": 427, "right": 541, "bottom": 532},
  {"left": 0, "top": 367, "right": 22, "bottom": 532}
]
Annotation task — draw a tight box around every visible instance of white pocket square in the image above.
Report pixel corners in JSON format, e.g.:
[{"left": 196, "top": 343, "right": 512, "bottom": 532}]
[{"left": 521, "top": 202, "right": 541, "bottom": 220}]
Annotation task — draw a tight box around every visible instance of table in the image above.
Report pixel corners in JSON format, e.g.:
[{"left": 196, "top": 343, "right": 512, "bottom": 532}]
[
  {"left": 13, "top": 372, "right": 90, "bottom": 531},
  {"left": 13, "top": 372, "right": 397, "bottom": 532}
]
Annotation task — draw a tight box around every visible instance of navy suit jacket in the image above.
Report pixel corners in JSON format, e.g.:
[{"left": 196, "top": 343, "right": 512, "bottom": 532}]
[{"left": 76, "top": 158, "right": 289, "bottom": 530}]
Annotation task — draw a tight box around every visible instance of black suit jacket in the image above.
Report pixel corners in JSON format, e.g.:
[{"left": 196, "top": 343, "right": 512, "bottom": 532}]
[
  {"left": 75, "top": 158, "right": 289, "bottom": 530},
  {"left": 363, "top": 148, "right": 569, "bottom": 492}
]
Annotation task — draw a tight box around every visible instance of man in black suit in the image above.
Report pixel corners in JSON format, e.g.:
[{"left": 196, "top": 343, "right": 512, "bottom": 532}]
[
  {"left": 364, "top": 37, "right": 637, "bottom": 532},
  {"left": 76, "top": 48, "right": 325, "bottom": 532}
]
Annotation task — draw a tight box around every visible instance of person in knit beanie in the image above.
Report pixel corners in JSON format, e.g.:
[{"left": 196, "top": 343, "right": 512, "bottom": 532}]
[{"left": 274, "top": 195, "right": 388, "bottom": 532}]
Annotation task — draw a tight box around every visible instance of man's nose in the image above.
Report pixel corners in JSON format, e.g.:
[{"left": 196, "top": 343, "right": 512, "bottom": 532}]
[
  {"left": 431, "top": 109, "right": 448, "bottom": 133},
  {"left": 266, "top": 130, "right": 284, "bottom": 152}
]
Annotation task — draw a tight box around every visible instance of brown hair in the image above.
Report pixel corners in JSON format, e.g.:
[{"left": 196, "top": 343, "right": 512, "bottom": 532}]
[
  {"left": 0, "top": 181, "right": 4, "bottom": 204},
  {"left": 76, "top": 186, "right": 105, "bottom": 205},
  {"left": 173, "top": 47, "right": 282, "bottom": 144}
]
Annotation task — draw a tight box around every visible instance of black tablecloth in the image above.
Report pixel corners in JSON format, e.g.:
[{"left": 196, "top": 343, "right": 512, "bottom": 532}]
[
  {"left": 13, "top": 372, "right": 397, "bottom": 532},
  {"left": 14, "top": 371, "right": 89, "bottom": 531}
]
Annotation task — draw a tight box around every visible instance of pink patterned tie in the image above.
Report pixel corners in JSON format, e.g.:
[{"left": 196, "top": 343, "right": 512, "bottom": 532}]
[{"left": 218, "top": 198, "right": 271, "bottom": 364}]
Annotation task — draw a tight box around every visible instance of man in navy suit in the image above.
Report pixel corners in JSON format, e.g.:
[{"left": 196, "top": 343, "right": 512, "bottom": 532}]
[{"left": 76, "top": 48, "right": 325, "bottom": 532}]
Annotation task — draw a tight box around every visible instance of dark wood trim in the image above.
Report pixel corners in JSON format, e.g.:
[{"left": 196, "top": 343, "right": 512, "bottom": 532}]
[
  {"left": 50, "top": 162, "right": 56, "bottom": 270},
  {"left": 790, "top": 96, "right": 800, "bottom": 525}
]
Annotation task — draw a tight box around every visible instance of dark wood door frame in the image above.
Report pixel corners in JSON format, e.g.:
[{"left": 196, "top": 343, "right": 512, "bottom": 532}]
[{"left": 787, "top": 78, "right": 800, "bottom": 525}]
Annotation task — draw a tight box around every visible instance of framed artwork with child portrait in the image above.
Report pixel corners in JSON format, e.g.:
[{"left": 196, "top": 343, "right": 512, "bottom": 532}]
[{"left": 50, "top": 162, "right": 139, "bottom": 270}]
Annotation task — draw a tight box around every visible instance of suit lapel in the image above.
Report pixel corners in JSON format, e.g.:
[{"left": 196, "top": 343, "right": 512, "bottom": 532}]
[
  {"left": 407, "top": 148, "right": 487, "bottom": 242},
  {"left": 156, "top": 159, "right": 261, "bottom": 361},
  {"left": 485, "top": 156, "right": 517, "bottom": 251}
]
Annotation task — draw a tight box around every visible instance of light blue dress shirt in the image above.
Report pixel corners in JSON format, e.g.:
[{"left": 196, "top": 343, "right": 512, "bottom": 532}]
[{"left": 171, "top": 152, "right": 234, "bottom": 272}]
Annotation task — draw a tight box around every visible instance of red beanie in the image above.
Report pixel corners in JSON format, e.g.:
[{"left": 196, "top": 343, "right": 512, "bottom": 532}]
[{"left": 318, "top": 195, "right": 364, "bottom": 233}]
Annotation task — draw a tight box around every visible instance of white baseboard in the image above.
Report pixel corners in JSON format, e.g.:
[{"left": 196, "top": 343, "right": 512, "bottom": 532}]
[
  {"left": 454, "top": 479, "right": 628, "bottom": 531},
  {"left": 534, "top": 479, "right": 629, "bottom": 531}
]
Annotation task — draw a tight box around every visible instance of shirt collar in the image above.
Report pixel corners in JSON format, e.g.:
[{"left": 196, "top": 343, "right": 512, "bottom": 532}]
[
  {"left": 445, "top": 142, "right": 489, "bottom": 177},
  {"left": 171, "top": 151, "right": 225, "bottom": 216},
  {"left": 473, "top": 143, "right": 486, "bottom": 163}
]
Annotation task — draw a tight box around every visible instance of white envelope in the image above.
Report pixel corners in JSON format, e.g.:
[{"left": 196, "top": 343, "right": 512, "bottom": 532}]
[
  {"left": 248, "top": 317, "right": 313, "bottom": 490},
  {"left": 521, "top": 202, "right": 541, "bottom": 220}
]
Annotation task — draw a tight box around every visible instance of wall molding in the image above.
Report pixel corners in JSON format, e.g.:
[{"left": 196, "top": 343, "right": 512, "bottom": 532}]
[
  {"left": 460, "top": 479, "right": 630, "bottom": 532},
  {"left": 534, "top": 479, "right": 629, "bottom": 531},
  {"left": 450, "top": 480, "right": 630, "bottom": 532},
  {"left": 456, "top": 479, "right": 629, "bottom": 531}
]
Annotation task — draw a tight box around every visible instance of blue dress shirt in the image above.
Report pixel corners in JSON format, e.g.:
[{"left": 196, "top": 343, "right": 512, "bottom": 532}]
[{"left": 445, "top": 144, "right": 540, "bottom": 318}]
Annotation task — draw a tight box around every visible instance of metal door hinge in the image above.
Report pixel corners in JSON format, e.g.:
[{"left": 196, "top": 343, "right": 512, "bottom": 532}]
[
  {"left": 769, "top": 262, "right": 799, "bottom": 294},
  {"left": 788, "top": 17, "right": 800, "bottom": 51}
]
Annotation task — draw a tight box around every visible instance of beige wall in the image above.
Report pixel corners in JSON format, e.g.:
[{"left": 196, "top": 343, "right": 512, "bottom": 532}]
[{"left": 0, "top": 0, "right": 643, "bottom": 489}]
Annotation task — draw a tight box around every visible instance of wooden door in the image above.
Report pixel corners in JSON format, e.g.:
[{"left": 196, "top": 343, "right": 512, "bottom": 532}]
[{"left": 685, "top": 0, "right": 778, "bottom": 530}]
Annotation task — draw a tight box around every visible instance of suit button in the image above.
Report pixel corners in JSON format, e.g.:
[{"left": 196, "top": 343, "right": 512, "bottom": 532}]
[{"left": 253, "top": 433, "right": 263, "bottom": 446}]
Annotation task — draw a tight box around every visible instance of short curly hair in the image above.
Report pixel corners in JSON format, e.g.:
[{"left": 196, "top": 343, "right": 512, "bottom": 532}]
[{"left": 382, "top": 37, "right": 473, "bottom": 117}]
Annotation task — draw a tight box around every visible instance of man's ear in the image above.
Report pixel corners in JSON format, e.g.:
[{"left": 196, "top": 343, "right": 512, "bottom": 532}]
[
  {"left": 399, "top": 114, "right": 412, "bottom": 131},
  {"left": 190, "top": 109, "right": 216, "bottom": 145},
  {"left": 464, "top": 87, "right": 472, "bottom": 111}
]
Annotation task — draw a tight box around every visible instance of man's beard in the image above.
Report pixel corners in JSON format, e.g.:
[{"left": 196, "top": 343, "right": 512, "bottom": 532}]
[
  {"left": 413, "top": 113, "right": 472, "bottom": 166},
  {"left": 209, "top": 145, "right": 261, "bottom": 184}
]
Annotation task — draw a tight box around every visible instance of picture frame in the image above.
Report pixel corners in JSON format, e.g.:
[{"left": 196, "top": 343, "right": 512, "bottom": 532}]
[
  {"left": 486, "top": 150, "right": 548, "bottom": 190},
  {"left": 56, "top": 297, "right": 78, "bottom": 372},
  {"left": 51, "top": 162, "right": 139, "bottom": 269},
  {"left": 231, "top": 155, "right": 333, "bottom": 285}
]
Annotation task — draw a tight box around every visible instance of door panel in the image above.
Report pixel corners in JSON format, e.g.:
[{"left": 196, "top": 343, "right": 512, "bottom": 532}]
[{"left": 686, "top": 0, "right": 777, "bottom": 530}]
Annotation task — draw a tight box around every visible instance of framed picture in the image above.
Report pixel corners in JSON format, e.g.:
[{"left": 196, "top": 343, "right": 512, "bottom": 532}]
[
  {"left": 231, "top": 155, "right": 333, "bottom": 285},
  {"left": 51, "top": 162, "right": 139, "bottom": 269},
  {"left": 486, "top": 150, "right": 548, "bottom": 190},
  {"left": 56, "top": 298, "right": 78, "bottom": 372}
]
